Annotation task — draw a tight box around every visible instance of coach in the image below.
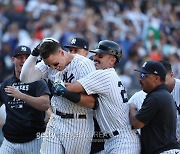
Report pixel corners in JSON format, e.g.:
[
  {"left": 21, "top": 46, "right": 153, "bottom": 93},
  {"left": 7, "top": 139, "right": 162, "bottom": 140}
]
[{"left": 129, "top": 60, "right": 180, "bottom": 154}]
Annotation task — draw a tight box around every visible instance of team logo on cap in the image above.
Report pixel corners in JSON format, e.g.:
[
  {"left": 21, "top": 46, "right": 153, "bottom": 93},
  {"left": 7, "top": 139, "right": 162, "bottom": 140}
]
[
  {"left": 21, "top": 46, "right": 27, "bottom": 52},
  {"left": 154, "top": 71, "right": 158, "bottom": 74},
  {"left": 71, "top": 38, "right": 76, "bottom": 44},
  {"left": 142, "top": 62, "right": 147, "bottom": 67}
]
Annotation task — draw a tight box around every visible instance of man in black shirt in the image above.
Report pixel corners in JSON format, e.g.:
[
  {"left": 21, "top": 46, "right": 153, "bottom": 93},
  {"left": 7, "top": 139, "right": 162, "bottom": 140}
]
[
  {"left": 0, "top": 45, "right": 50, "bottom": 154},
  {"left": 129, "top": 60, "right": 180, "bottom": 154}
]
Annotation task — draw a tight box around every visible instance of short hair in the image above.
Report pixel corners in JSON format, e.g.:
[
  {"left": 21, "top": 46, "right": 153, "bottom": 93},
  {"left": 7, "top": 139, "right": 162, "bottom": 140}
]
[
  {"left": 159, "top": 60, "right": 172, "bottom": 73},
  {"left": 39, "top": 41, "right": 60, "bottom": 59}
]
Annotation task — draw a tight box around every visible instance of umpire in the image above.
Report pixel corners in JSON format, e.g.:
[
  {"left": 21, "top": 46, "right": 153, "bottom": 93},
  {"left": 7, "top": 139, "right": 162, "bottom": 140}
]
[{"left": 129, "top": 60, "right": 180, "bottom": 154}]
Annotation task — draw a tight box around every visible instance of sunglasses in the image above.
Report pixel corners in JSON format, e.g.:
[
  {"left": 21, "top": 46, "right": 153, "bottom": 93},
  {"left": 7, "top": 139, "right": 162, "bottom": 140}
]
[{"left": 140, "top": 73, "right": 149, "bottom": 78}]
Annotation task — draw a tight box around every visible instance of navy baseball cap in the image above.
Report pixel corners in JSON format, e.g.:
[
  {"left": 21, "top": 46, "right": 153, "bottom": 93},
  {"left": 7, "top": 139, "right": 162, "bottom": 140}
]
[
  {"left": 64, "top": 38, "right": 89, "bottom": 50},
  {"left": 13, "top": 45, "right": 31, "bottom": 57},
  {"left": 134, "top": 60, "right": 167, "bottom": 80}
]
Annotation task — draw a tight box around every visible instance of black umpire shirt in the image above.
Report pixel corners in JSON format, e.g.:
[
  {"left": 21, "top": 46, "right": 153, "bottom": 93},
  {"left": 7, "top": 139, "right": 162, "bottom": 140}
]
[
  {"left": 0, "top": 75, "right": 50, "bottom": 143},
  {"left": 136, "top": 84, "right": 180, "bottom": 154}
]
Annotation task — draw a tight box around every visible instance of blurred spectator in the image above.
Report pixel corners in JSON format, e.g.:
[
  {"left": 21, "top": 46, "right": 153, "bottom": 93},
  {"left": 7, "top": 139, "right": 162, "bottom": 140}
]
[
  {"left": 0, "top": 0, "right": 179, "bottom": 96},
  {"left": 0, "top": 42, "right": 14, "bottom": 81},
  {"left": 123, "top": 51, "right": 141, "bottom": 96},
  {"left": 149, "top": 44, "right": 162, "bottom": 61}
]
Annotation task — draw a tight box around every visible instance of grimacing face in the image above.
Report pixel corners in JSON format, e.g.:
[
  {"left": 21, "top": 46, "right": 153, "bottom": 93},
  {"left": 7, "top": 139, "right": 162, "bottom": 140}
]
[{"left": 43, "top": 50, "right": 66, "bottom": 71}]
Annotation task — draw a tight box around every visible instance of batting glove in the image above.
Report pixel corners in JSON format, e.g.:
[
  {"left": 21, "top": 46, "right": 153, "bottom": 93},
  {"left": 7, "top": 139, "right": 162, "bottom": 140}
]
[
  {"left": 31, "top": 43, "right": 41, "bottom": 56},
  {"left": 31, "top": 38, "right": 59, "bottom": 56},
  {"left": 53, "top": 81, "right": 66, "bottom": 96}
]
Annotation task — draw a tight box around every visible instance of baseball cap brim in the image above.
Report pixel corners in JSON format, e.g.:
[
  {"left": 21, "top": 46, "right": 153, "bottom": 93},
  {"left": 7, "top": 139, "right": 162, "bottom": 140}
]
[
  {"left": 13, "top": 52, "right": 30, "bottom": 57},
  {"left": 64, "top": 45, "right": 81, "bottom": 49},
  {"left": 134, "top": 68, "right": 150, "bottom": 74}
]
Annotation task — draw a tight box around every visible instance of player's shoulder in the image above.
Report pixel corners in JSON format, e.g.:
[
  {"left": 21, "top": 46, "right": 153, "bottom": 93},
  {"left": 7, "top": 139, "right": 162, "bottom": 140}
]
[
  {"left": 134, "top": 90, "right": 146, "bottom": 96},
  {"left": 1, "top": 76, "right": 13, "bottom": 87},
  {"left": 175, "top": 78, "right": 180, "bottom": 86},
  {"left": 89, "top": 68, "right": 114, "bottom": 77},
  {"left": 74, "top": 54, "right": 93, "bottom": 64},
  {"left": 129, "top": 90, "right": 146, "bottom": 100}
]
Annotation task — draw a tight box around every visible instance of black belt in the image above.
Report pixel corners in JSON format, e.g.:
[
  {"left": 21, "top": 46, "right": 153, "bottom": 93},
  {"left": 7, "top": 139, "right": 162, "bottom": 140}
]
[
  {"left": 104, "top": 130, "right": 119, "bottom": 139},
  {"left": 55, "top": 110, "right": 86, "bottom": 119}
]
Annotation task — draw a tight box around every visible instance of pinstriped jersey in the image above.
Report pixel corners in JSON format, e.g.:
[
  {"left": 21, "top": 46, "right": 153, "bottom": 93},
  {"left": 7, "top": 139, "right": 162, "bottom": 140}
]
[
  {"left": 35, "top": 54, "right": 96, "bottom": 114},
  {"left": 171, "top": 78, "right": 180, "bottom": 139},
  {"left": 78, "top": 68, "right": 130, "bottom": 133}
]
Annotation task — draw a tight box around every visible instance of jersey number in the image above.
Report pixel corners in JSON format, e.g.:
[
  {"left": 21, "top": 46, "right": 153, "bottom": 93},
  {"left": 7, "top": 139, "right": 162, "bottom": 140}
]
[{"left": 118, "top": 81, "right": 128, "bottom": 103}]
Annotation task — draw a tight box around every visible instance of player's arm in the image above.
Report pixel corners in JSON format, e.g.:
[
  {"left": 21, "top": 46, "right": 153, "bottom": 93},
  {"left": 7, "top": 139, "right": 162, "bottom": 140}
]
[
  {"left": 77, "top": 93, "right": 98, "bottom": 109},
  {"left": 129, "top": 103, "right": 145, "bottom": 129},
  {"left": 20, "top": 55, "right": 42, "bottom": 83},
  {"left": 53, "top": 81, "right": 98, "bottom": 109},
  {"left": 65, "top": 81, "right": 85, "bottom": 93},
  {"left": 4, "top": 86, "right": 50, "bottom": 111}
]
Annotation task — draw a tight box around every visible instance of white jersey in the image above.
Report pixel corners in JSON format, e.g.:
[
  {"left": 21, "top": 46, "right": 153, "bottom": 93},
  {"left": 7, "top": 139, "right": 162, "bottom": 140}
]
[
  {"left": 78, "top": 68, "right": 130, "bottom": 133},
  {"left": 128, "top": 90, "right": 147, "bottom": 111},
  {"left": 171, "top": 78, "right": 180, "bottom": 139},
  {"left": 36, "top": 54, "right": 96, "bottom": 114}
]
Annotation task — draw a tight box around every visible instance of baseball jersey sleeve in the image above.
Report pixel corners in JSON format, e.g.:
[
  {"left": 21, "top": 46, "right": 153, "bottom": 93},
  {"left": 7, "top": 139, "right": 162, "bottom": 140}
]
[
  {"left": 78, "top": 69, "right": 112, "bottom": 95},
  {"left": 128, "top": 90, "right": 147, "bottom": 111},
  {"left": 77, "top": 58, "right": 96, "bottom": 78},
  {"left": 35, "top": 61, "right": 49, "bottom": 79}
]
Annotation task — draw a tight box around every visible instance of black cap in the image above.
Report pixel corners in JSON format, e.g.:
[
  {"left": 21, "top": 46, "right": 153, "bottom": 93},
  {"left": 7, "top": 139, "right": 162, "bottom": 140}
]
[
  {"left": 13, "top": 45, "right": 31, "bottom": 57},
  {"left": 134, "top": 60, "right": 167, "bottom": 80},
  {"left": 64, "top": 38, "right": 89, "bottom": 50}
]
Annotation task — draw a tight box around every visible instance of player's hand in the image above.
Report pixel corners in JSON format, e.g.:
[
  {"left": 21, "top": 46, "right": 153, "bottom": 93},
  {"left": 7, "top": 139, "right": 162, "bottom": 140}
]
[
  {"left": 31, "top": 38, "right": 59, "bottom": 56},
  {"left": 4, "top": 86, "right": 23, "bottom": 98},
  {"left": 52, "top": 81, "right": 67, "bottom": 96},
  {"left": 31, "top": 42, "right": 41, "bottom": 56}
]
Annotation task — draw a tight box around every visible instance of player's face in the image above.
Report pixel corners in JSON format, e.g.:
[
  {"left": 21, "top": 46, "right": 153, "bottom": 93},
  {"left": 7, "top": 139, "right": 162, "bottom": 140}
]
[
  {"left": 43, "top": 50, "right": 66, "bottom": 71},
  {"left": 69, "top": 48, "right": 88, "bottom": 57},
  {"left": 93, "top": 53, "right": 116, "bottom": 69},
  {"left": 165, "top": 72, "right": 174, "bottom": 92},
  {"left": 139, "top": 73, "right": 159, "bottom": 93},
  {"left": 12, "top": 54, "right": 29, "bottom": 77}
]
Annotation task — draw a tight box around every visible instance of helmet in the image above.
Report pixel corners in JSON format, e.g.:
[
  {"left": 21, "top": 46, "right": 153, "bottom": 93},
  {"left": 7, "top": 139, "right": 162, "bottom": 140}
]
[{"left": 90, "top": 40, "right": 122, "bottom": 62}]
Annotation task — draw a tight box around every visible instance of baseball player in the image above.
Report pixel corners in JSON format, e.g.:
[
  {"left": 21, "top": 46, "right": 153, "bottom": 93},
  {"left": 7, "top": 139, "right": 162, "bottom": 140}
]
[
  {"left": 129, "top": 60, "right": 180, "bottom": 153},
  {"left": 64, "top": 37, "right": 89, "bottom": 57},
  {"left": 0, "top": 45, "right": 51, "bottom": 154},
  {"left": 0, "top": 104, "right": 6, "bottom": 127},
  {"left": 55, "top": 40, "right": 141, "bottom": 154},
  {"left": 128, "top": 60, "right": 180, "bottom": 141},
  {"left": 20, "top": 38, "right": 97, "bottom": 154},
  {"left": 64, "top": 37, "right": 105, "bottom": 154}
]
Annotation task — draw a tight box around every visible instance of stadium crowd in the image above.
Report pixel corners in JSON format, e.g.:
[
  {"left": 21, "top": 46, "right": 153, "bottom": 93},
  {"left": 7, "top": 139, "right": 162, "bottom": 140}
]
[{"left": 0, "top": 0, "right": 180, "bottom": 147}]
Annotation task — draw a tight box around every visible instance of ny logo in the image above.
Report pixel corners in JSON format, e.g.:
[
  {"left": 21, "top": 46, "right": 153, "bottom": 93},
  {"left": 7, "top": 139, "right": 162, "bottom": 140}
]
[
  {"left": 21, "top": 46, "right": 27, "bottom": 51},
  {"left": 63, "top": 72, "right": 74, "bottom": 83},
  {"left": 71, "top": 38, "right": 76, "bottom": 44}
]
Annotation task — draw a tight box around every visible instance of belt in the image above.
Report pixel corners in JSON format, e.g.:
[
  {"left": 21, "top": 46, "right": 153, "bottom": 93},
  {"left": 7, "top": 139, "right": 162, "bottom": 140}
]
[
  {"left": 55, "top": 110, "right": 86, "bottom": 119},
  {"left": 104, "top": 130, "right": 119, "bottom": 139}
]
